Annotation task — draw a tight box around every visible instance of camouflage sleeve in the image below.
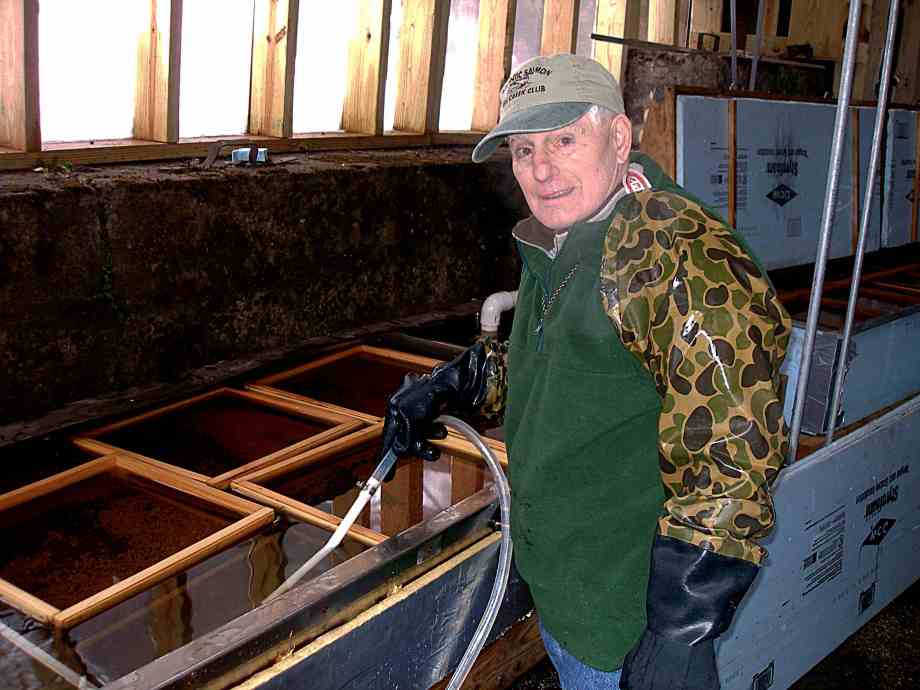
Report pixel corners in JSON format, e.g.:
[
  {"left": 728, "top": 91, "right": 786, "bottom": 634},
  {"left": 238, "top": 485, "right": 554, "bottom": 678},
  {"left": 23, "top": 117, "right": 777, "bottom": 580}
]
[
  {"left": 477, "top": 335, "right": 509, "bottom": 421},
  {"left": 599, "top": 190, "right": 792, "bottom": 565}
]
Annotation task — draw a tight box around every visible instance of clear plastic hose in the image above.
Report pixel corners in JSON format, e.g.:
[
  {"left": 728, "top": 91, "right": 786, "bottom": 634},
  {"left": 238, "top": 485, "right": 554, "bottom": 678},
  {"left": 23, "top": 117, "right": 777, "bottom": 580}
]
[
  {"left": 438, "top": 415, "right": 513, "bottom": 690},
  {"left": 265, "top": 417, "right": 513, "bottom": 689}
]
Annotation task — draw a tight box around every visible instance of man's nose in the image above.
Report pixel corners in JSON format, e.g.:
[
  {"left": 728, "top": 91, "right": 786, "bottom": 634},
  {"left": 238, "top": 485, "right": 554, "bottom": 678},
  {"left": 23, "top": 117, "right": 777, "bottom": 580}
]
[{"left": 531, "top": 147, "right": 555, "bottom": 183}]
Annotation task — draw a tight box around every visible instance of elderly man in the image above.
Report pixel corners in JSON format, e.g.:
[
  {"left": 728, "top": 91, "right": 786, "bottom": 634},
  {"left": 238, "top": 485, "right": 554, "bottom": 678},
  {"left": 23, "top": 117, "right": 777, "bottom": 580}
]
[{"left": 381, "top": 54, "right": 790, "bottom": 690}]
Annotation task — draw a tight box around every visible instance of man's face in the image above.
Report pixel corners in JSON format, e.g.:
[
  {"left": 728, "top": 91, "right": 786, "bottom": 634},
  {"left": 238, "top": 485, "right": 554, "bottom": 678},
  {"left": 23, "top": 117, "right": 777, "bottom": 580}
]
[{"left": 508, "top": 111, "right": 628, "bottom": 231}]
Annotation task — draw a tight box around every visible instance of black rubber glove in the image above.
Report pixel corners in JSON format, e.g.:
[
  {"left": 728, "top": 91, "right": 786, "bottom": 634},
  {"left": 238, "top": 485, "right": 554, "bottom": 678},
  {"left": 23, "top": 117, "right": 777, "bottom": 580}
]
[
  {"left": 619, "top": 535, "right": 758, "bottom": 690},
  {"left": 381, "top": 341, "right": 492, "bottom": 468}
]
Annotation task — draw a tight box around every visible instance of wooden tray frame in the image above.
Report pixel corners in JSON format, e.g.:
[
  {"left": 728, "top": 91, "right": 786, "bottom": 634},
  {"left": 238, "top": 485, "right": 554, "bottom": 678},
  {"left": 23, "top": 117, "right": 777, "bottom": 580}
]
[
  {"left": 72, "top": 388, "right": 365, "bottom": 489},
  {"left": 248, "top": 345, "right": 444, "bottom": 424},
  {"left": 246, "top": 344, "right": 509, "bottom": 462},
  {"left": 0, "top": 453, "right": 274, "bottom": 629},
  {"left": 232, "top": 423, "right": 505, "bottom": 546}
]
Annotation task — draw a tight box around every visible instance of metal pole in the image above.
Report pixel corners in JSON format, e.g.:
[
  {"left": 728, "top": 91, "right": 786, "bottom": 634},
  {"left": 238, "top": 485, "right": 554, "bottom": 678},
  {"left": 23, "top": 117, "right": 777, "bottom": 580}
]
[
  {"left": 730, "top": 0, "right": 738, "bottom": 89},
  {"left": 824, "top": 0, "right": 901, "bottom": 445},
  {"left": 749, "top": 0, "right": 766, "bottom": 90},
  {"left": 786, "top": 0, "right": 863, "bottom": 462}
]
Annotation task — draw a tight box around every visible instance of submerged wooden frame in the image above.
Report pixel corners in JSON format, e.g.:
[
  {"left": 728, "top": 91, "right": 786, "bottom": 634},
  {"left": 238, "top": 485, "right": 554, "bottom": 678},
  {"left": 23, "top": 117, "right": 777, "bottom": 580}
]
[
  {"left": 0, "top": 453, "right": 274, "bottom": 630},
  {"left": 247, "top": 343, "right": 510, "bottom": 462},
  {"left": 72, "top": 387, "right": 365, "bottom": 489},
  {"left": 248, "top": 345, "right": 444, "bottom": 424},
  {"left": 232, "top": 422, "right": 504, "bottom": 548}
]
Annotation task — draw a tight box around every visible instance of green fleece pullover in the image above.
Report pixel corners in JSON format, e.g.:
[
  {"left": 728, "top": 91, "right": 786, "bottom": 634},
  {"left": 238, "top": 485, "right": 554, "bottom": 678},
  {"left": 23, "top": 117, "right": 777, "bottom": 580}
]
[{"left": 494, "top": 153, "right": 791, "bottom": 670}]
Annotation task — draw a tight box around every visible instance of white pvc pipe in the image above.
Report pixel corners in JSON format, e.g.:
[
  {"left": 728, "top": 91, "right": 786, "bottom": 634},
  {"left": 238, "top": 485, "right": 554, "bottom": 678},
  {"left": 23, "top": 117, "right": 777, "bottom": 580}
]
[{"left": 480, "top": 291, "right": 517, "bottom": 335}]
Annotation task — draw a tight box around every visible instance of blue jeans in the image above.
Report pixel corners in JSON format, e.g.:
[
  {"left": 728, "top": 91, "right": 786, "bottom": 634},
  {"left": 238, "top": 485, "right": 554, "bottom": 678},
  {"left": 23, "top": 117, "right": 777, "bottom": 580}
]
[{"left": 539, "top": 620, "right": 622, "bottom": 689}]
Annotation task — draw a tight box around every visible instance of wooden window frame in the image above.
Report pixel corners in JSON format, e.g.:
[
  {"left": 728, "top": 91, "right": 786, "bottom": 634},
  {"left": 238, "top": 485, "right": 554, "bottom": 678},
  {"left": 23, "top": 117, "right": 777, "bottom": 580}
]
[
  {"left": 0, "top": 0, "right": 40, "bottom": 153},
  {"left": 3, "top": 0, "right": 900, "bottom": 171},
  {"left": 0, "top": 453, "right": 273, "bottom": 629}
]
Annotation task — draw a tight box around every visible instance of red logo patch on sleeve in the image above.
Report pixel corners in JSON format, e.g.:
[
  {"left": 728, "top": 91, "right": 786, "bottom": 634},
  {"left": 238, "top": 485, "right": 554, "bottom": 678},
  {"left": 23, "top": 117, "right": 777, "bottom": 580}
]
[{"left": 623, "top": 169, "right": 652, "bottom": 194}]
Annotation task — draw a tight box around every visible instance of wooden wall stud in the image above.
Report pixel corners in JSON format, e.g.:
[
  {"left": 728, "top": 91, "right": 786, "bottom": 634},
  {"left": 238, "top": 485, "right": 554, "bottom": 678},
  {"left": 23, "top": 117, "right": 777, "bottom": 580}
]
[
  {"left": 342, "top": 0, "right": 393, "bottom": 135},
  {"left": 728, "top": 98, "right": 737, "bottom": 228},
  {"left": 689, "top": 0, "right": 721, "bottom": 49},
  {"left": 540, "top": 0, "right": 581, "bottom": 55},
  {"left": 638, "top": 86, "right": 676, "bottom": 178},
  {"left": 250, "top": 0, "right": 300, "bottom": 138},
  {"left": 0, "top": 0, "right": 40, "bottom": 152},
  {"left": 648, "top": 0, "right": 679, "bottom": 45},
  {"left": 134, "top": 0, "right": 183, "bottom": 143},
  {"left": 472, "top": 0, "right": 517, "bottom": 131},
  {"left": 593, "top": 0, "right": 631, "bottom": 83},
  {"left": 393, "top": 0, "right": 450, "bottom": 133}
]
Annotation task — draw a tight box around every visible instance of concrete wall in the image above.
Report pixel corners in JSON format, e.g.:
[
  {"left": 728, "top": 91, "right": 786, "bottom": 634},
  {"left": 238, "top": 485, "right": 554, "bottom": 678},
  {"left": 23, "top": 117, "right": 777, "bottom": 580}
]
[{"left": 0, "top": 149, "right": 527, "bottom": 424}]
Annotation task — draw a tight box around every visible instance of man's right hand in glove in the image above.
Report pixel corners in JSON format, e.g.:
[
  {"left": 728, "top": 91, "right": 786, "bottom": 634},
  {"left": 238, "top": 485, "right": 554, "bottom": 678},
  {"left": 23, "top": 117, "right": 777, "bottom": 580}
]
[{"left": 381, "top": 341, "right": 492, "bottom": 465}]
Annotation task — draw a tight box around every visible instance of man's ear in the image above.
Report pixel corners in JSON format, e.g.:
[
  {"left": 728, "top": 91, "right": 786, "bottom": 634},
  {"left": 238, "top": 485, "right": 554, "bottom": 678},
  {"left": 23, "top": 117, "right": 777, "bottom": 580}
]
[{"left": 612, "top": 113, "right": 632, "bottom": 164}]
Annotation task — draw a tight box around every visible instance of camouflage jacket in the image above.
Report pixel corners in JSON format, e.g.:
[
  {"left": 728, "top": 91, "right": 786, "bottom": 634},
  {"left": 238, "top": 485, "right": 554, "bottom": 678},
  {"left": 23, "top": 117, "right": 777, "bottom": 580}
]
[{"left": 482, "top": 154, "right": 791, "bottom": 565}]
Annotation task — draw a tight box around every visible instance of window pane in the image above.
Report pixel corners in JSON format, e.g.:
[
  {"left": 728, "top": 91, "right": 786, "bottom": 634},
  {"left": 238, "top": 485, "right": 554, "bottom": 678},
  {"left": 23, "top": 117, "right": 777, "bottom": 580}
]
[
  {"left": 511, "top": 0, "right": 543, "bottom": 69},
  {"left": 383, "top": 0, "right": 403, "bottom": 132},
  {"left": 439, "top": 0, "right": 479, "bottom": 131},
  {"left": 180, "top": 0, "right": 255, "bottom": 138},
  {"left": 39, "top": 0, "right": 146, "bottom": 143},
  {"left": 292, "top": 4, "right": 360, "bottom": 133},
  {"left": 575, "top": 0, "right": 598, "bottom": 57}
]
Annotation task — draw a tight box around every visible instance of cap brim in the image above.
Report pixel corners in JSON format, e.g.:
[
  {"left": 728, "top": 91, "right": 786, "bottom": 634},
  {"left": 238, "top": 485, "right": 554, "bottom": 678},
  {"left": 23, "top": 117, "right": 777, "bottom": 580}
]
[{"left": 471, "top": 102, "right": 592, "bottom": 163}]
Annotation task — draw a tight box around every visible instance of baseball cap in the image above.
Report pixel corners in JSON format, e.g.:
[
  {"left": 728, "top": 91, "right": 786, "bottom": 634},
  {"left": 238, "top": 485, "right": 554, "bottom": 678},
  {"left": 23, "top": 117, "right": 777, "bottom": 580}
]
[{"left": 471, "top": 53, "right": 625, "bottom": 163}]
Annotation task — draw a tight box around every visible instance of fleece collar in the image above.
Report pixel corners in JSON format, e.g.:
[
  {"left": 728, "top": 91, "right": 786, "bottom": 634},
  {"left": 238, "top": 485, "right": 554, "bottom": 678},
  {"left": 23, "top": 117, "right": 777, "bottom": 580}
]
[{"left": 513, "top": 160, "right": 653, "bottom": 258}]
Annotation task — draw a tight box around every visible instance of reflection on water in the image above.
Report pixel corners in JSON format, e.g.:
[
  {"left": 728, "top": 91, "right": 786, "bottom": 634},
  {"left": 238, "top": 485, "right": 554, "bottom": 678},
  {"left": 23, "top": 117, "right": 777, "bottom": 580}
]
[{"left": 0, "top": 519, "right": 366, "bottom": 689}]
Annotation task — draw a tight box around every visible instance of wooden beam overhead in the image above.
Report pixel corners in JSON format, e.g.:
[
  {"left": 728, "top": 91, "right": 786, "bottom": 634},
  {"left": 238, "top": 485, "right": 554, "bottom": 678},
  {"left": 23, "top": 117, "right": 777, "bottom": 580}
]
[
  {"left": 0, "top": 0, "right": 40, "bottom": 152},
  {"left": 341, "top": 0, "right": 393, "bottom": 135},
  {"left": 134, "top": 0, "right": 183, "bottom": 143},
  {"left": 472, "top": 0, "right": 517, "bottom": 131},
  {"left": 648, "top": 0, "right": 679, "bottom": 45},
  {"left": 393, "top": 0, "right": 450, "bottom": 133},
  {"left": 250, "top": 0, "right": 300, "bottom": 138},
  {"left": 540, "top": 0, "right": 581, "bottom": 55}
]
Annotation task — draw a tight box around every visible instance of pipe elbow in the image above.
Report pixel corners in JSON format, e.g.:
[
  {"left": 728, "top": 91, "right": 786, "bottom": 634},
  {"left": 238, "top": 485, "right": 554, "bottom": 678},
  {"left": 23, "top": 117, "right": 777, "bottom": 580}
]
[{"left": 480, "top": 291, "right": 518, "bottom": 336}]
